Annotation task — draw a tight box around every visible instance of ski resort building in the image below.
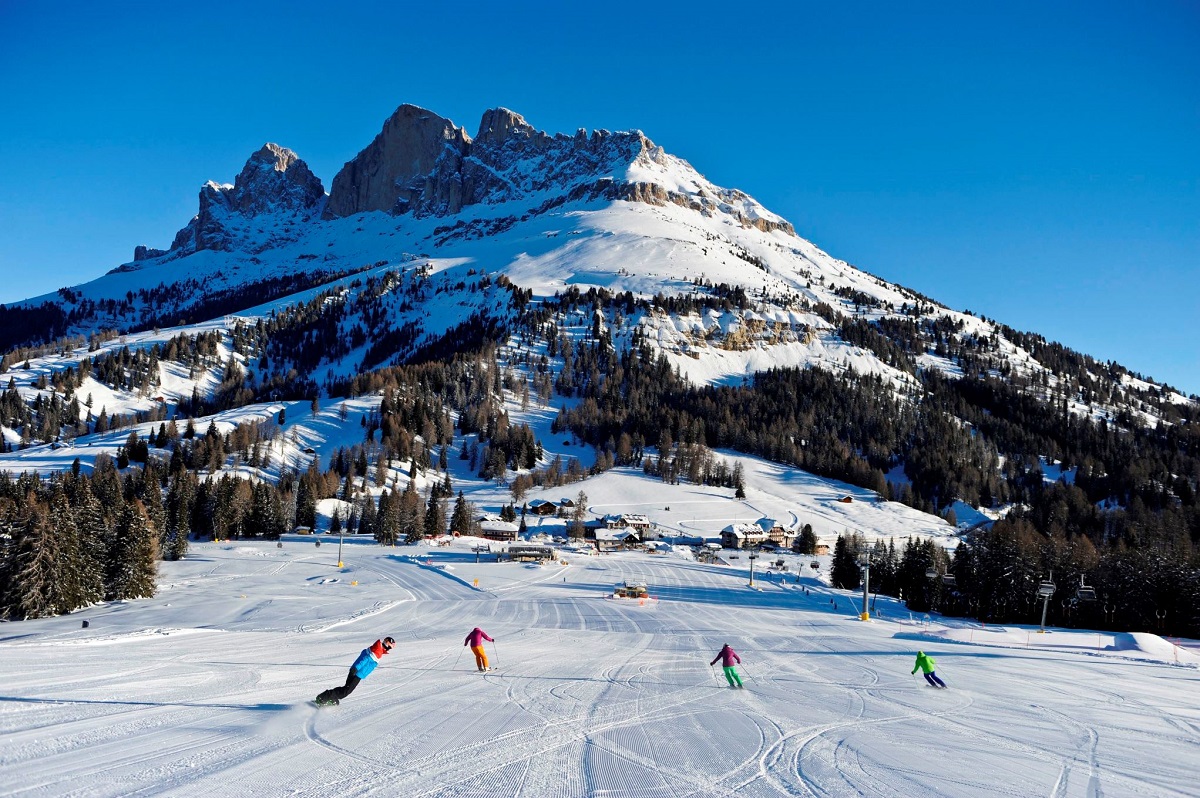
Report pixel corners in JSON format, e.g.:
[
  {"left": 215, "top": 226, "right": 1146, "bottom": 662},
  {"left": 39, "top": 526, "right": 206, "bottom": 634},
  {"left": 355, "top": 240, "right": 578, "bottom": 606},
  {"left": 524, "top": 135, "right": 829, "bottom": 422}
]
[
  {"left": 478, "top": 520, "right": 520, "bottom": 542},
  {"left": 596, "top": 528, "right": 641, "bottom": 552},
  {"left": 507, "top": 545, "right": 555, "bottom": 563},
  {"left": 754, "top": 517, "right": 792, "bottom": 547},
  {"left": 602, "top": 513, "right": 653, "bottom": 533},
  {"left": 721, "top": 522, "right": 768, "bottom": 549}
]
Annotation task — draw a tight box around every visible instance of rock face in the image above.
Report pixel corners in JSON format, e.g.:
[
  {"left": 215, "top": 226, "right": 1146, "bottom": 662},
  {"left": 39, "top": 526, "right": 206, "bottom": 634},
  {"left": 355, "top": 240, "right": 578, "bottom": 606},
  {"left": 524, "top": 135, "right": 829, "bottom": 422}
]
[
  {"left": 324, "top": 105, "right": 470, "bottom": 219},
  {"left": 170, "top": 143, "right": 325, "bottom": 254},
  {"left": 321, "top": 103, "right": 793, "bottom": 235},
  {"left": 159, "top": 104, "right": 793, "bottom": 258},
  {"left": 323, "top": 105, "right": 656, "bottom": 220},
  {"left": 133, "top": 245, "right": 167, "bottom": 262}
]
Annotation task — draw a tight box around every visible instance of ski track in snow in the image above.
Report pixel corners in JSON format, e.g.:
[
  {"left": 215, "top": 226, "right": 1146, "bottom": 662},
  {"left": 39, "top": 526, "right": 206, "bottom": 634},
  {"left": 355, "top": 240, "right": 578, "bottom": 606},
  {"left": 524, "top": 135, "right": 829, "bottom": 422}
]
[{"left": 2, "top": 541, "right": 1198, "bottom": 797}]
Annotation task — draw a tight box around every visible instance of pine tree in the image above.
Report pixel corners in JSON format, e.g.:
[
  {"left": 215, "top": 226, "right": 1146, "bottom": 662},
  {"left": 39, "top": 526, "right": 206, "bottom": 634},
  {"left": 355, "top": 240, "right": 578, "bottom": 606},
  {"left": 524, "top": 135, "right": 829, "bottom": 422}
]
[
  {"left": 164, "top": 472, "right": 194, "bottom": 561},
  {"left": 400, "top": 480, "right": 423, "bottom": 543},
  {"left": 107, "top": 501, "right": 158, "bottom": 600},
  {"left": 792, "top": 524, "right": 818, "bottom": 554},
  {"left": 249, "top": 480, "right": 283, "bottom": 539},
  {"left": 450, "top": 491, "right": 472, "bottom": 536},
  {"left": 831, "top": 534, "right": 862, "bottom": 591},
  {"left": 359, "top": 495, "right": 378, "bottom": 538},
  {"left": 73, "top": 480, "right": 108, "bottom": 603},
  {"left": 12, "top": 501, "right": 71, "bottom": 619},
  {"left": 140, "top": 465, "right": 167, "bottom": 547},
  {"left": 49, "top": 489, "right": 84, "bottom": 612},
  {"left": 295, "top": 461, "right": 320, "bottom": 529},
  {"left": 375, "top": 490, "right": 399, "bottom": 546},
  {"left": 570, "top": 490, "right": 588, "bottom": 539},
  {"left": 424, "top": 493, "right": 447, "bottom": 538}
]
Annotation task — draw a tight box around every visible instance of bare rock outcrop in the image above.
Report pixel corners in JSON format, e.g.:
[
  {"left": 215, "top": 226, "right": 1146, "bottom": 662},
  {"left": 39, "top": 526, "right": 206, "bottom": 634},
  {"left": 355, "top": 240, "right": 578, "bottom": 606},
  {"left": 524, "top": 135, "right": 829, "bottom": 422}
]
[
  {"left": 170, "top": 143, "right": 325, "bottom": 254},
  {"left": 324, "top": 105, "right": 653, "bottom": 220},
  {"left": 323, "top": 105, "right": 470, "bottom": 218}
]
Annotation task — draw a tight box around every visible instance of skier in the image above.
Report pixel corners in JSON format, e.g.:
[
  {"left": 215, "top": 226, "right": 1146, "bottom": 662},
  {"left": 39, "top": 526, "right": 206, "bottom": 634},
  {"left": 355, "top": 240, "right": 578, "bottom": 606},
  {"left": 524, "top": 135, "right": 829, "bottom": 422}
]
[
  {"left": 464, "top": 626, "right": 495, "bottom": 671},
  {"left": 710, "top": 643, "right": 743, "bottom": 688},
  {"left": 912, "top": 650, "right": 947, "bottom": 688},
  {"left": 315, "top": 636, "right": 395, "bottom": 706}
]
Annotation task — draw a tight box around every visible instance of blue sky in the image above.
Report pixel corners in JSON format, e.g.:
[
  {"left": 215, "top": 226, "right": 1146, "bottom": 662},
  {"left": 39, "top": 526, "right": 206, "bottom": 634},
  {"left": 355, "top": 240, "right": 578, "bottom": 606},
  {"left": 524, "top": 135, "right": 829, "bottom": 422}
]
[{"left": 1, "top": 1, "right": 1197, "bottom": 394}]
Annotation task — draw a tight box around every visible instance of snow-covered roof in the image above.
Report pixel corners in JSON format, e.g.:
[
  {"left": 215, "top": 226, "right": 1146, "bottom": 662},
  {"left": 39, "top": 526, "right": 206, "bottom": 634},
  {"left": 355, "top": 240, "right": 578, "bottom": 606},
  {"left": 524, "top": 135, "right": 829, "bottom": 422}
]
[
  {"left": 596, "top": 528, "right": 639, "bottom": 541},
  {"left": 479, "top": 520, "right": 519, "bottom": 533},
  {"left": 723, "top": 522, "right": 765, "bottom": 538}
]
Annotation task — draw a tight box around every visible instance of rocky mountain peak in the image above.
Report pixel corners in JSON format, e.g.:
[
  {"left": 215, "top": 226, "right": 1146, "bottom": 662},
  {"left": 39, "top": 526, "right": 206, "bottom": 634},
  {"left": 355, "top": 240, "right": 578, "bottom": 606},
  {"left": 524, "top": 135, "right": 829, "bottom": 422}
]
[
  {"left": 474, "top": 107, "right": 536, "bottom": 146},
  {"left": 166, "top": 143, "right": 325, "bottom": 255},
  {"left": 323, "top": 105, "right": 470, "bottom": 219},
  {"left": 230, "top": 143, "right": 325, "bottom": 216},
  {"left": 323, "top": 103, "right": 668, "bottom": 220}
]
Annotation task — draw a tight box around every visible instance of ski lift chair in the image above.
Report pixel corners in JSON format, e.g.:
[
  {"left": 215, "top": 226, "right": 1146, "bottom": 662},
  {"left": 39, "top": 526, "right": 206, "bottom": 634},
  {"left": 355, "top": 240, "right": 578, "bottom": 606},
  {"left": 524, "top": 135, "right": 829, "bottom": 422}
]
[
  {"left": 941, "top": 574, "right": 957, "bottom": 587},
  {"left": 1036, "top": 580, "right": 1056, "bottom": 598},
  {"left": 1076, "top": 576, "right": 1097, "bottom": 602}
]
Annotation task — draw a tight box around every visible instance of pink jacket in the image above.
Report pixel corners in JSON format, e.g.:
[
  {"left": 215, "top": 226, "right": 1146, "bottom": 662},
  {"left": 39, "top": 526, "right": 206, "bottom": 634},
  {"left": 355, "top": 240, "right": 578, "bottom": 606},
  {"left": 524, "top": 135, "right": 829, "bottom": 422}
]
[
  {"left": 711, "top": 645, "right": 741, "bottom": 667},
  {"left": 464, "top": 628, "right": 494, "bottom": 647}
]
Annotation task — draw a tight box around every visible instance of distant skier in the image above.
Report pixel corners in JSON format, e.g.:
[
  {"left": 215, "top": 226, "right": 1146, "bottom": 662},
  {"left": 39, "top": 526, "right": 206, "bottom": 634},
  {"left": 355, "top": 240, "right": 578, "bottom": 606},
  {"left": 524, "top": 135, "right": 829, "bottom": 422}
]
[
  {"left": 315, "top": 636, "right": 394, "bottom": 706},
  {"left": 912, "top": 650, "right": 946, "bottom": 688},
  {"left": 710, "top": 643, "right": 743, "bottom": 688},
  {"left": 464, "top": 627, "right": 495, "bottom": 671}
]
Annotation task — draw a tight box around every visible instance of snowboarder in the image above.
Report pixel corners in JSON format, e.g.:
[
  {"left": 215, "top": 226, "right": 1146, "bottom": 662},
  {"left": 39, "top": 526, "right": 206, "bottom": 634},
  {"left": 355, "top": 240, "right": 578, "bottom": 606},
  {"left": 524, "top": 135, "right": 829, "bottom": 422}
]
[
  {"left": 464, "top": 627, "right": 495, "bottom": 671},
  {"left": 710, "top": 643, "right": 743, "bottom": 688},
  {"left": 315, "top": 636, "right": 394, "bottom": 706},
  {"left": 912, "top": 650, "right": 946, "bottom": 688}
]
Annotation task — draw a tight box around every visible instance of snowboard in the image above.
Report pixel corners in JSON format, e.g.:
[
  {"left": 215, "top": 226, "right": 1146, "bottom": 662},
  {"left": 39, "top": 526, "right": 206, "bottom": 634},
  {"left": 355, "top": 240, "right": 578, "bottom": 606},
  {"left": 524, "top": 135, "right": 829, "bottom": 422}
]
[{"left": 313, "top": 697, "right": 339, "bottom": 707}]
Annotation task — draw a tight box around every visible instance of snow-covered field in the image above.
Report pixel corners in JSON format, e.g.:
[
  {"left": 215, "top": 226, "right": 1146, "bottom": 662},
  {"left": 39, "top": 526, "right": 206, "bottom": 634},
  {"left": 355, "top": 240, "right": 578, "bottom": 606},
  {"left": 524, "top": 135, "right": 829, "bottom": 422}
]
[{"left": 2, "top": 538, "right": 1196, "bottom": 797}]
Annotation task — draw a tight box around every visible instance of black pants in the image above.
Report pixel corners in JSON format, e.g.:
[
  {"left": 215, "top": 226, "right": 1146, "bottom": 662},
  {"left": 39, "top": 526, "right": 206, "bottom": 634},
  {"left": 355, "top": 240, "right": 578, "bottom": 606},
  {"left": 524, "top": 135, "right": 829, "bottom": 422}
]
[{"left": 317, "top": 668, "right": 362, "bottom": 702}]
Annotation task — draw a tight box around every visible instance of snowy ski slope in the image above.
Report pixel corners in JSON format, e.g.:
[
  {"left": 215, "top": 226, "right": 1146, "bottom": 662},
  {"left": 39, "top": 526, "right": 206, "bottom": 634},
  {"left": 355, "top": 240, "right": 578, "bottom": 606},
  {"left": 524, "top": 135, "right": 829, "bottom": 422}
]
[{"left": 1, "top": 538, "right": 1196, "bottom": 797}]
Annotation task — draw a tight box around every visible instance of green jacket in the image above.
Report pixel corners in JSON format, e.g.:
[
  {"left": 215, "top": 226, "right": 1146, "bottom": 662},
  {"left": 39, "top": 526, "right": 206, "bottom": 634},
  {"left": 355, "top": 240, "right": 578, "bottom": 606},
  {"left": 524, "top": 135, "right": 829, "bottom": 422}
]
[{"left": 912, "top": 652, "right": 936, "bottom": 674}]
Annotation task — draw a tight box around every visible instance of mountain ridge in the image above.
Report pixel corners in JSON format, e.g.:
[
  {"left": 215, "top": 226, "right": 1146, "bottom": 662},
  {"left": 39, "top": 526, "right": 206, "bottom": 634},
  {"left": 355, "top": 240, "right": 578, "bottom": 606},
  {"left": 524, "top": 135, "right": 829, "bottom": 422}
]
[{"left": 1, "top": 100, "right": 1197, "bottom": 642}]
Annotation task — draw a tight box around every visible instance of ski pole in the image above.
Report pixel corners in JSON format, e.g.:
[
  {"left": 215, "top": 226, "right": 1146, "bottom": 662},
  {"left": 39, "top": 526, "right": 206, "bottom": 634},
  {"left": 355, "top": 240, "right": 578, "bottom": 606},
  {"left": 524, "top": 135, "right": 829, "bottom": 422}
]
[
  {"left": 453, "top": 644, "right": 464, "bottom": 671},
  {"left": 490, "top": 640, "right": 499, "bottom": 668}
]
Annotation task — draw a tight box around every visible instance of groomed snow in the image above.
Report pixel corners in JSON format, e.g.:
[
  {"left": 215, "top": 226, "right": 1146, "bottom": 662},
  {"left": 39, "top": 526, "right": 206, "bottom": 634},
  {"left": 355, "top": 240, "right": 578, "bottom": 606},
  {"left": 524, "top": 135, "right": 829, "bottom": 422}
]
[{"left": 1, "top": 538, "right": 1196, "bottom": 797}]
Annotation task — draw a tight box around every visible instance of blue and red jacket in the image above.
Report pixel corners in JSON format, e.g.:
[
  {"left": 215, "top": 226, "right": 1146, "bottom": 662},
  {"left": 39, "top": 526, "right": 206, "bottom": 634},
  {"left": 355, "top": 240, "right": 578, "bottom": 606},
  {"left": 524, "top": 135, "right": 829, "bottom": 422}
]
[{"left": 351, "top": 639, "right": 389, "bottom": 679}]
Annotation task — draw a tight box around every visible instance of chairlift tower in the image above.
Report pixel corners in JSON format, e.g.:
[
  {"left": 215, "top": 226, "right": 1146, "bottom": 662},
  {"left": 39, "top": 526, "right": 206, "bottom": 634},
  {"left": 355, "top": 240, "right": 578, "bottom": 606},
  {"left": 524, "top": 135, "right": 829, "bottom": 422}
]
[
  {"left": 858, "top": 554, "right": 872, "bottom": 621},
  {"left": 1037, "top": 573, "right": 1056, "bottom": 633}
]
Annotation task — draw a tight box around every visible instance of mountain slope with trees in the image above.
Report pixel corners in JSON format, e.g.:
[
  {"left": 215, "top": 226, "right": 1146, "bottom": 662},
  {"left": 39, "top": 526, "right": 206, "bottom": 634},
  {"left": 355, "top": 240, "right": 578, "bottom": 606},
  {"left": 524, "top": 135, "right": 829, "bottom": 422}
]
[{"left": 1, "top": 103, "right": 1195, "bottom": 634}]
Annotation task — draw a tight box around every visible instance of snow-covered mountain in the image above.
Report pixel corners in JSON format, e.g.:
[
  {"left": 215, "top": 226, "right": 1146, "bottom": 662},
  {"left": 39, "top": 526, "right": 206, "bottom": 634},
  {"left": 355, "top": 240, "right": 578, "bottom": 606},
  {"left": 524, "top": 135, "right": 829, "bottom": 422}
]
[
  {"left": 14, "top": 103, "right": 1189, "bottom": 409},
  {"left": 1, "top": 102, "right": 1195, "bottom": 523}
]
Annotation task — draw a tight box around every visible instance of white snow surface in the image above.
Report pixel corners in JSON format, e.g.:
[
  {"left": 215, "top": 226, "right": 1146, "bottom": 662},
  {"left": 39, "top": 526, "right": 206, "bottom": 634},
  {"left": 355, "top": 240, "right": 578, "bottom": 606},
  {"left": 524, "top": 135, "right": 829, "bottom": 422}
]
[{"left": 2, "top": 538, "right": 1196, "bottom": 797}]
